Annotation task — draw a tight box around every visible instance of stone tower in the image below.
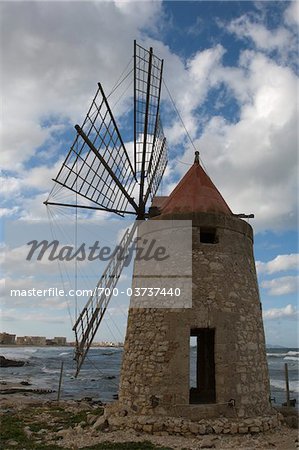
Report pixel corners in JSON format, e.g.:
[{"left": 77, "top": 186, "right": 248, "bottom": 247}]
[{"left": 111, "top": 156, "right": 278, "bottom": 433}]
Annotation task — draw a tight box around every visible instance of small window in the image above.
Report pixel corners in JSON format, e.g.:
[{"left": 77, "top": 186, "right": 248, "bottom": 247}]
[
  {"left": 200, "top": 228, "right": 218, "bottom": 244},
  {"left": 190, "top": 328, "right": 216, "bottom": 404}
]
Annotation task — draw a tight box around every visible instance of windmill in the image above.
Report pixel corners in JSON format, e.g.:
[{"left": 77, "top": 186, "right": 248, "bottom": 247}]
[{"left": 44, "top": 41, "right": 168, "bottom": 376}]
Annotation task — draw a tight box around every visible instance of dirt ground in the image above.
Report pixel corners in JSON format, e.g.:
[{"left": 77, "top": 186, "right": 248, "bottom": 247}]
[{"left": 0, "top": 389, "right": 298, "bottom": 450}]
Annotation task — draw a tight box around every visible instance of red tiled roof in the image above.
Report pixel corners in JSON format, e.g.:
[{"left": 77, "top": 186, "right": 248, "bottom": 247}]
[{"left": 160, "top": 162, "right": 232, "bottom": 216}]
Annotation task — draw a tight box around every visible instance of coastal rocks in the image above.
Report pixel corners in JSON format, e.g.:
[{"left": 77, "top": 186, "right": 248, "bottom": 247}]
[
  {"left": 6, "top": 440, "right": 18, "bottom": 447},
  {"left": 0, "top": 356, "right": 25, "bottom": 367},
  {"left": 0, "top": 387, "right": 54, "bottom": 395},
  {"left": 86, "top": 414, "right": 98, "bottom": 425},
  {"left": 92, "top": 416, "right": 109, "bottom": 431},
  {"left": 23, "top": 426, "right": 33, "bottom": 438}
]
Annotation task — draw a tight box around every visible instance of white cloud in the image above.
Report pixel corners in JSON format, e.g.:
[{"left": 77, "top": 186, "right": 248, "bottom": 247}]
[
  {"left": 173, "top": 48, "right": 298, "bottom": 231},
  {"left": 228, "top": 14, "right": 293, "bottom": 53},
  {"left": 0, "top": 207, "right": 20, "bottom": 218},
  {"left": 284, "top": 1, "right": 299, "bottom": 28},
  {"left": 0, "top": 2, "right": 297, "bottom": 236},
  {"left": 261, "top": 275, "right": 299, "bottom": 296},
  {"left": 0, "top": 0, "right": 162, "bottom": 171},
  {"left": 256, "top": 254, "right": 299, "bottom": 274},
  {"left": 263, "top": 303, "right": 297, "bottom": 320}
]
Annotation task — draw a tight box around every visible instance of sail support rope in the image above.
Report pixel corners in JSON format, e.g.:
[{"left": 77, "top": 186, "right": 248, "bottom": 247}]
[{"left": 163, "top": 79, "right": 209, "bottom": 174}]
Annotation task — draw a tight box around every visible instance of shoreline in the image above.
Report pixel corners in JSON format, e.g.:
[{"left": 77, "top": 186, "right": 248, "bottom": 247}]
[
  {"left": 0, "top": 382, "right": 298, "bottom": 450},
  {"left": 0, "top": 344, "right": 123, "bottom": 348}
]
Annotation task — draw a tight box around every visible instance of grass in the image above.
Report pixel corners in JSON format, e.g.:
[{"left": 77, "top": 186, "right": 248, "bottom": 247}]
[
  {"left": 1, "top": 406, "right": 172, "bottom": 450},
  {"left": 0, "top": 412, "right": 61, "bottom": 449}
]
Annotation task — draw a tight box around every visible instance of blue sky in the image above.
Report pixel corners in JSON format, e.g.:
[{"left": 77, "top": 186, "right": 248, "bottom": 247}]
[{"left": 0, "top": 0, "right": 298, "bottom": 346}]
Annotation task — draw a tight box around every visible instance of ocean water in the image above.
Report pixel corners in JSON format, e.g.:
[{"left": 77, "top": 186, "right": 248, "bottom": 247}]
[
  {"left": 266, "top": 348, "right": 299, "bottom": 408},
  {"left": 0, "top": 346, "right": 298, "bottom": 408}
]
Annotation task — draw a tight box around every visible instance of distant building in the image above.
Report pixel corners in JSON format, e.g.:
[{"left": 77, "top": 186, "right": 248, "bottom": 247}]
[
  {"left": 0, "top": 332, "right": 16, "bottom": 345},
  {"left": 53, "top": 337, "right": 67, "bottom": 345},
  {"left": 16, "top": 336, "right": 46, "bottom": 346}
]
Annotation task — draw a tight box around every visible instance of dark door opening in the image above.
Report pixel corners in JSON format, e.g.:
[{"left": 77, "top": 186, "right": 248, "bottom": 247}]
[{"left": 190, "top": 328, "right": 216, "bottom": 404}]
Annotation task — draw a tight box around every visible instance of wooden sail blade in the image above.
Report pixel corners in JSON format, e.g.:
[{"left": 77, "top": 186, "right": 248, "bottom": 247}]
[
  {"left": 143, "top": 116, "right": 168, "bottom": 204},
  {"left": 49, "top": 83, "right": 138, "bottom": 215},
  {"left": 72, "top": 222, "right": 137, "bottom": 376},
  {"left": 134, "top": 42, "right": 164, "bottom": 199}
]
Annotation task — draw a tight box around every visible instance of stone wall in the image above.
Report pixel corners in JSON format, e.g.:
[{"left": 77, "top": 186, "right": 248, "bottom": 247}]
[
  {"left": 118, "top": 212, "right": 273, "bottom": 424},
  {"left": 105, "top": 403, "right": 281, "bottom": 435}
]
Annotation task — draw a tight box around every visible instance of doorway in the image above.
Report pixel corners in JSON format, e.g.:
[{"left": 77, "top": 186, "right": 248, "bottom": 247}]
[{"left": 189, "top": 328, "right": 216, "bottom": 404}]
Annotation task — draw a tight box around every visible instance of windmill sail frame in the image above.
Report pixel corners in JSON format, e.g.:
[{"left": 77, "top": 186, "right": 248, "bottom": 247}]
[
  {"left": 73, "top": 222, "right": 138, "bottom": 376},
  {"left": 134, "top": 41, "right": 164, "bottom": 213},
  {"left": 48, "top": 83, "right": 138, "bottom": 215},
  {"left": 45, "top": 41, "right": 168, "bottom": 376}
]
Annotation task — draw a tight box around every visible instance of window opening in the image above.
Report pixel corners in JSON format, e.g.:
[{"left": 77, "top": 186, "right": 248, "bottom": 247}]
[{"left": 200, "top": 228, "right": 218, "bottom": 244}]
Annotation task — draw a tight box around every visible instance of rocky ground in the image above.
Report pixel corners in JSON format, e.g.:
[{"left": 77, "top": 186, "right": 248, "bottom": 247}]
[{"left": 0, "top": 384, "right": 298, "bottom": 450}]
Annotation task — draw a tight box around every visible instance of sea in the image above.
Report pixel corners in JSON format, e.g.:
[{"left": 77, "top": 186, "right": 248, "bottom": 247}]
[{"left": 0, "top": 346, "right": 298, "bottom": 409}]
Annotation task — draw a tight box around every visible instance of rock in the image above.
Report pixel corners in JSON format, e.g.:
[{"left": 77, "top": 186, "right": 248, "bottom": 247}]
[
  {"left": 283, "top": 399, "right": 296, "bottom": 407},
  {"left": 92, "top": 416, "right": 109, "bottom": 431},
  {"left": 7, "top": 440, "right": 18, "bottom": 446},
  {"left": 189, "top": 422, "right": 199, "bottom": 434},
  {"left": 23, "top": 426, "right": 32, "bottom": 438},
  {"left": 118, "top": 409, "right": 128, "bottom": 417},
  {"left": 249, "top": 426, "right": 260, "bottom": 433},
  {"left": 200, "top": 438, "right": 216, "bottom": 448},
  {"left": 81, "top": 397, "right": 93, "bottom": 402},
  {"left": 20, "top": 381, "right": 31, "bottom": 386},
  {"left": 143, "top": 424, "right": 153, "bottom": 433},
  {"left": 230, "top": 423, "right": 238, "bottom": 434},
  {"left": 285, "top": 416, "right": 298, "bottom": 429},
  {"left": 238, "top": 426, "right": 248, "bottom": 433},
  {"left": 87, "top": 415, "right": 97, "bottom": 425},
  {"left": 153, "top": 422, "right": 163, "bottom": 432},
  {"left": 56, "top": 429, "right": 70, "bottom": 437},
  {"left": 37, "top": 429, "right": 47, "bottom": 435},
  {"left": 212, "top": 425, "right": 223, "bottom": 433},
  {"left": 198, "top": 424, "right": 207, "bottom": 434},
  {"left": 0, "top": 356, "right": 25, "bottom": 367}
]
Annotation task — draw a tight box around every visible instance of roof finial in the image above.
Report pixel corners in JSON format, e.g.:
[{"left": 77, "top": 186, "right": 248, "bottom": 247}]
[{"left": 194, "top": 151, "right": 200, "bottom": 165}]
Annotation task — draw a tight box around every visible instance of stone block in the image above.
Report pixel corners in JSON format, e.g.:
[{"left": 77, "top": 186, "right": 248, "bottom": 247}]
[
  {"left": 198, "top": 424, "right": 207, "bottom": 434},
  {"left": 143, "top": 424, "right": 153, "bottom": 433},
  {"left": 189, "top": 422, "right": 199, "bottom": 434},
  {"left": 230, "top": 423, "right": 238, "bottom": 434},
  {"left": 212, "top": 425, "right": 223, "bottom": 434}
]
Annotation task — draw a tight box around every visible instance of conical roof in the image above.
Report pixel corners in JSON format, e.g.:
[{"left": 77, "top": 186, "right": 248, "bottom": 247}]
[{"left": 160, "top": 161, "right": 232, "bottom": 216}]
